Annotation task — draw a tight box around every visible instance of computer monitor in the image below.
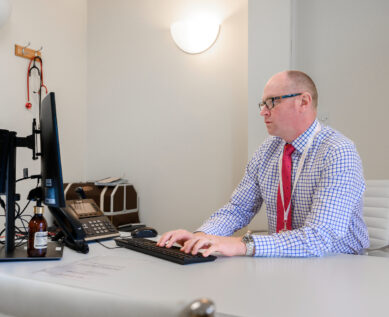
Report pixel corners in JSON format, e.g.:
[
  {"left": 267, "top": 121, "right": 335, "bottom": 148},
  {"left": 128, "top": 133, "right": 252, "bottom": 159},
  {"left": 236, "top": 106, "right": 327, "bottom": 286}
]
[
  {"left": 40, "top": 92, "right": 66, "bottom": 208},
  {"left": 40, "top": 93, "right": 87, "bottom": 253},
  {"left": 0, "top": 92, "right": 65, "bottom": 260}
]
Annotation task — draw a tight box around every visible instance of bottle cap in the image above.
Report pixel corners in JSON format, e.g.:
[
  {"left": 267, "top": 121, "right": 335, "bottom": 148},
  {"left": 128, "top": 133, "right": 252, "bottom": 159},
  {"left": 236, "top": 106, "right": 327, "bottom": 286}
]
[{"left": 34, "top": 206, "right": 45, "bottom": 215}]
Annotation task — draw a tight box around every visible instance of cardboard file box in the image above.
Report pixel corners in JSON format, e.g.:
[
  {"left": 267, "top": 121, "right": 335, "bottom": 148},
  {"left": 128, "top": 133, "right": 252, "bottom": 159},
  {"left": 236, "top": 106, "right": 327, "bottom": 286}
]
[{"left": 63, "top": 182, "right": 140, "bottom": 227}]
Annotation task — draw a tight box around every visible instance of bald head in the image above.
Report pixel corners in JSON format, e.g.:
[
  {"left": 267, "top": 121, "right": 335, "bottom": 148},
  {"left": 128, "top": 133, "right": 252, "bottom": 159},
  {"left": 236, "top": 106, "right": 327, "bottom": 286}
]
[
  {"left": 261, "top": 70, "right": 318, "bottom": 142},
  {"left": 285, "top": 70, "right": 318, "bottom": 108}
]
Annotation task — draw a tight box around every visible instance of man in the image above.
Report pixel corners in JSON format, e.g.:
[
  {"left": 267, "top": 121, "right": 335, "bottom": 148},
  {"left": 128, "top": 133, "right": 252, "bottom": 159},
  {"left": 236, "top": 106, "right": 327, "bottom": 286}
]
[{"left": 157, "top": 70, "right": 369, "bottom": 257}]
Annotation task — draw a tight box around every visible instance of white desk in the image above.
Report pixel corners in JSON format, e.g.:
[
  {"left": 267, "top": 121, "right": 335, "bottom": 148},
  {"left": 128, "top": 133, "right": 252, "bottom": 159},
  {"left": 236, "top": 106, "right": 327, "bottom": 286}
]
[{"left": 1, "top": 238, "right": 389, "bottom": 317}]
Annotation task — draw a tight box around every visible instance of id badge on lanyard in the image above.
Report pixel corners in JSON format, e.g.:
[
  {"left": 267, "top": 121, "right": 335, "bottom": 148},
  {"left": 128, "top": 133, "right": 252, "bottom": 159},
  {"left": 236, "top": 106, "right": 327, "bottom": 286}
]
[{"left": 278, "top": 123, "right": 321, "bottom": 232}]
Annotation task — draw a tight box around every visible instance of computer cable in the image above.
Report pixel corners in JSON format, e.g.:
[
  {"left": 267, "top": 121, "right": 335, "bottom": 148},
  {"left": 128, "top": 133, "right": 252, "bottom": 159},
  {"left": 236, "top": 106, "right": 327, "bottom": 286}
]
[
  {"left": 96, "top": 240, "right": 122, "bottom": 250},
  {"left": 0, "top": 196, "right": 5, "bottom": 211},
  {"left": 0, "top": 179, "right": 39, "bottom": 246},
  {"left": 14, "top": 202, "right": 28, "bottom": 247},
  {"left": 16, "top": 174, "right": 41, "bottom": 183},
  {"left": 13, "top": 180, "right": 41, "bottom": 246},
  {"left": 15, "top": 200, "right": 31, "bottom": 237}
]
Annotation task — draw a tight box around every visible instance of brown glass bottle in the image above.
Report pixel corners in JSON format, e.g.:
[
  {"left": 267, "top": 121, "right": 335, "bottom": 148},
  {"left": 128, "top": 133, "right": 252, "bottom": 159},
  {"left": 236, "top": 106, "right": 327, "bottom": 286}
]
[{"left": 27, "top": 206, "right": 48, "bottom": 257}]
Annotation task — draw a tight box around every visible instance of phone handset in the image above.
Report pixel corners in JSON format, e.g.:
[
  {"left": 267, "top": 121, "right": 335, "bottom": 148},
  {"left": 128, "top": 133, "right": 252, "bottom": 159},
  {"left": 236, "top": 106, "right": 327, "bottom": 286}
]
[{"left": 49, "top": 206, "right": 89, "bottom": 253}]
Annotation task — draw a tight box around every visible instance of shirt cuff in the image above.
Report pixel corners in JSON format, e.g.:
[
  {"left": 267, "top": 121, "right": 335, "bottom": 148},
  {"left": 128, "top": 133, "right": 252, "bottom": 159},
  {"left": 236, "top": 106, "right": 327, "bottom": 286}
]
[{"left": 253, "top": 235, "right": 277, "bottom": 257}]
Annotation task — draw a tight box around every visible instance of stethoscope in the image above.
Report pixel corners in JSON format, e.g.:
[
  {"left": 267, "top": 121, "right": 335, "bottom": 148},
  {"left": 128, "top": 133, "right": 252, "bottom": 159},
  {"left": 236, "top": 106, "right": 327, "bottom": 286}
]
[{"left": 26, "top": 56, "right": 48, "bottom": 113}]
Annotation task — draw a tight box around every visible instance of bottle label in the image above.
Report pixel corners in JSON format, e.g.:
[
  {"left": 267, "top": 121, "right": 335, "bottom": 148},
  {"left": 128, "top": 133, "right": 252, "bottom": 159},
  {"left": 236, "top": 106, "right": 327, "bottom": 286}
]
[{"left": 34, "top": 231, "right": 48, "bottom": 249}]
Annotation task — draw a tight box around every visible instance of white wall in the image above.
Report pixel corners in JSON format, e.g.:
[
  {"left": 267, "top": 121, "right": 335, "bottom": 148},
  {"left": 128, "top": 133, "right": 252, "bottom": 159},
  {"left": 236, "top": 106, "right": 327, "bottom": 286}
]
[
  {"left": 291, "top": 0, "right": 389, "bottom": 179},
  {"left": 246, "top": 0, "right": 292, "bottom": 232},
  {"left": 86, "top": 0, "right": 248, "bottom": 232},
  {"left": 0, "top": 0, "right": 87, "bottom": 224},
  {"left": 248, "top": 0, "right": 292, "bottom": 157}
]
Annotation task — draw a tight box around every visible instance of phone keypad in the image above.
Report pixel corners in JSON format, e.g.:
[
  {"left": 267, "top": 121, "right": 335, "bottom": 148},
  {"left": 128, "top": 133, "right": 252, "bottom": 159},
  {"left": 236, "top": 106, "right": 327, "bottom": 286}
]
[{"left": 80, "top": 216, "right": 120, "bottom": 241}]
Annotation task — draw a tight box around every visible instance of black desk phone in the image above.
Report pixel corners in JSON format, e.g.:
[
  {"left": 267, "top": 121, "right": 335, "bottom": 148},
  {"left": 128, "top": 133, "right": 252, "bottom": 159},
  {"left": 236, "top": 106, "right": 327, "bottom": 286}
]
[{"left": 50, "top": 199, "right": 120, "bottom": 253}]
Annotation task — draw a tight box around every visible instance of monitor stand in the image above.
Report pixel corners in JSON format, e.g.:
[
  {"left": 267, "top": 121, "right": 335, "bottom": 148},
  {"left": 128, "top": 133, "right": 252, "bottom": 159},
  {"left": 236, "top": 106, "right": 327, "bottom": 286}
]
[
  {"left": 0, "top": 241, "right": 63, "bottom": 261},
  {"left": 0, "top": 129, "right": 63, "bottom": 262}
]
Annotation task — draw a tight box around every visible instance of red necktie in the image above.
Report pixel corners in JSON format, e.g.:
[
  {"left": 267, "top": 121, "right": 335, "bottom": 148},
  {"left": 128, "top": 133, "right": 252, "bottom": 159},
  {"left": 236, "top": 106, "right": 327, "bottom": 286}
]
[{"left": 276, "top": 144, "right": 295, "bottom": 233}]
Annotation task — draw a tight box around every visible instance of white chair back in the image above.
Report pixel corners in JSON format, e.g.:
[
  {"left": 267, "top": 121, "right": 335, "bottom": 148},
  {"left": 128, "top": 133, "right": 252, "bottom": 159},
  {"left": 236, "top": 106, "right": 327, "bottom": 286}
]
[{"left": 363, "top": 180, "right": 389, "bottom": 250}]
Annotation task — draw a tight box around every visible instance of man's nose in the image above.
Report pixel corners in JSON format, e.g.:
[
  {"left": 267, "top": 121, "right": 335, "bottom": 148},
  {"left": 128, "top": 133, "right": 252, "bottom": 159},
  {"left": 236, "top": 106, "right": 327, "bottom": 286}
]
[{"left": 260, "top": 107, "right": 270, "bottom": 117}]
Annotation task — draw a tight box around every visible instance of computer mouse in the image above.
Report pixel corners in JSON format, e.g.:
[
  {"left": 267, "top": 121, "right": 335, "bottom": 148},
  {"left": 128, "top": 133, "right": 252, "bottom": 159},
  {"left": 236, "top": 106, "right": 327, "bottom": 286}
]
[{"left": 131, "top": 226, "right": 158, "bottom": 238}]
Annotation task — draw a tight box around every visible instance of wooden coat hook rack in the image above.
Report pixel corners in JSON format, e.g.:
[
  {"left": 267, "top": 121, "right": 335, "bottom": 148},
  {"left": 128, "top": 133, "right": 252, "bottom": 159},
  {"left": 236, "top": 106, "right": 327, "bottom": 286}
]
[{"left": 15, "top": 42, "right": 42, "bottom": 59}]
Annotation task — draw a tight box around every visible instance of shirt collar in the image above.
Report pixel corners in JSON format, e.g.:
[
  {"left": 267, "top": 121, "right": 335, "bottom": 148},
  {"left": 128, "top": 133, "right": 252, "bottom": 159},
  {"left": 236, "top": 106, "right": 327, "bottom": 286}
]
[{"left": 290, "top": 119, "right": 319, "bottom": 153}]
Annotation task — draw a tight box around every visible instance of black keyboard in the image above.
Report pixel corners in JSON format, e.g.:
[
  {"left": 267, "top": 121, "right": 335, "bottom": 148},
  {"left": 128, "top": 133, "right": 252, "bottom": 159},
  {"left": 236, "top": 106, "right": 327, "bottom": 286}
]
[{"left": 115, "top": 237, "right": 217, "bottom": 265}]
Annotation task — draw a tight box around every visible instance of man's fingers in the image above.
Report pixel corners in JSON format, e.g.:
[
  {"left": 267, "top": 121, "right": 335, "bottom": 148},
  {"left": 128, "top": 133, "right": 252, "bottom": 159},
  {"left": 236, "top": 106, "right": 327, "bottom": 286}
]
[
  {"left": 157, "top": 232, "right": 173, "bottom": 247},
  {"left": 158, "top": 230, "right": 195, "bottom": 248},
  {"left": 165, "top": 232, "right": 180, "bottom": 248},
  {"left": 166, "top": 235, "right": 178, "bottom": 248},
  {"left": 191, "top": 238, "right": 212, "bottom": 255},
  {"left": 161, "top": 234, "right": 245, "bottom": 256},
  {"left": 181, "top": 237, "right": 200, "bottom": 253}
]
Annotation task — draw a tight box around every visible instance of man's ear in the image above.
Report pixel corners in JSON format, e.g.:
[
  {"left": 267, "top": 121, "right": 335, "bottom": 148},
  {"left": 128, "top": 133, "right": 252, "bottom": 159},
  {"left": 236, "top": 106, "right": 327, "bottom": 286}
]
[{"left": 299, "top": 92, "right": 312, "bottom": 112}]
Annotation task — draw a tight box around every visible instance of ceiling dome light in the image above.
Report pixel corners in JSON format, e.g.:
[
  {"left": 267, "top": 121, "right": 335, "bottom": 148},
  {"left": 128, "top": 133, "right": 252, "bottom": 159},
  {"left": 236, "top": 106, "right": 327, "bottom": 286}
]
[{"left": 170, "top": 17, "right": 220, "bottom": 54}]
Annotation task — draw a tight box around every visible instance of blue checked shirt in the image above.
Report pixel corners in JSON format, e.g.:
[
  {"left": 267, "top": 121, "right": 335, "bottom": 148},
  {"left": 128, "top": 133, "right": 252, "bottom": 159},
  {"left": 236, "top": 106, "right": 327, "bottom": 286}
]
[{"left": 197, "top": 119, "right": 370, "bottom": 257}]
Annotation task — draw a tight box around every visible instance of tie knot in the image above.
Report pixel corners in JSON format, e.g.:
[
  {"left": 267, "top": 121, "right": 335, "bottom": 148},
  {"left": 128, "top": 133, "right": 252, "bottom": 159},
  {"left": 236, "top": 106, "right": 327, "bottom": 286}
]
[{"left": 284, "top": 144, "right": 295, "bottom": 156}]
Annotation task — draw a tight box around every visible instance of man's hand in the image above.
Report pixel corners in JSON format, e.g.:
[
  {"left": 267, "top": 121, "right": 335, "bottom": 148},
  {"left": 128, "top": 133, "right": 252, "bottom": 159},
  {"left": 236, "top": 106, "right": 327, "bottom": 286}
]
[
  {"left": 181, "top": 235, "right": 246, "bottom": 257},
  {"left": 157, "top": 229, "right": 206, "bottom": 248},
  {"left": 157, "top": 229, "right": 247, "bottom": 257}
]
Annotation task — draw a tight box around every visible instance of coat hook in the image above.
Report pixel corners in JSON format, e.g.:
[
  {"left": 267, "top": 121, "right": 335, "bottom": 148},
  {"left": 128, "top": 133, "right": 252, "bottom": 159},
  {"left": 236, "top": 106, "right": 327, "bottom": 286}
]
[
  {"left": 22, "top": 42, "right": 31, "bottom": 56},
  {"left": 35, "top": 46, "right": 43, "bottom": 56}
]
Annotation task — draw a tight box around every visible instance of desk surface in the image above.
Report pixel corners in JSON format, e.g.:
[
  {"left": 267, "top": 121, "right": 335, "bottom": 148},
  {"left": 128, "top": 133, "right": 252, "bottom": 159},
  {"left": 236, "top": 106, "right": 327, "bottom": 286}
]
[{"left": 1, "top": 237, "right": 389, "bottom": 317}]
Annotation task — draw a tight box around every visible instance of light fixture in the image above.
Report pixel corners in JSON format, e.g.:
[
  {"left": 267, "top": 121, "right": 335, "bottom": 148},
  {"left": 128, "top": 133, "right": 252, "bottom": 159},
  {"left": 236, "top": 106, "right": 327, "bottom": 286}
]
[
  {"left": 170, "top": 17, "right": 220, "bottom": 54},
  {"left": 0, "top": 0, "right": 12, "bottom": 28}
]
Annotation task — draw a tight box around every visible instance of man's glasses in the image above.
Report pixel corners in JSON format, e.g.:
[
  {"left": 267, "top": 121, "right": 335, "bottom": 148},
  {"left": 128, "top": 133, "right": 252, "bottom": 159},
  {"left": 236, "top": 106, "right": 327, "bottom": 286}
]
[{"left": 258, "top": 93, "right": 302, "bottom": 111}]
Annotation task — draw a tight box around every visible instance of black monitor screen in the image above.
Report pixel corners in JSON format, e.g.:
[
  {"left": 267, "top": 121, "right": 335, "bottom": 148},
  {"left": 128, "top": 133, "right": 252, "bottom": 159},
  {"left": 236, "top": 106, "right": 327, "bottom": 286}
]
[
  {"left": 40, "top": 92, "right": 66, "bottom": 208},
  {"left": 0, "top": 130, "right": 10, "bottom": 194}
]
